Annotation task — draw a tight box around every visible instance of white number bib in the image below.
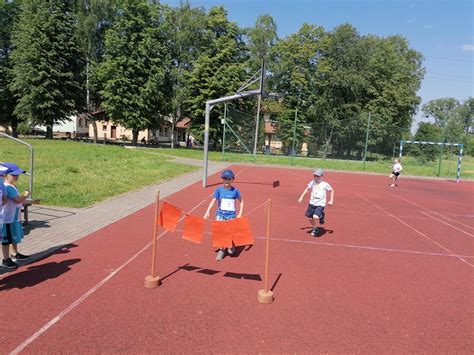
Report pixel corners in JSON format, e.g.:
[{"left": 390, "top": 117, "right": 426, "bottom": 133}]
[{"left": 220, "top": 198, "right": 236, "bottom": 212}]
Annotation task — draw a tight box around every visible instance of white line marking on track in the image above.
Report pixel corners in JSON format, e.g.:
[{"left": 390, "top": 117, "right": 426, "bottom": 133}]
[
  {"left": 421, "top": 212, "right": 474, "bottom": 238},
  {"left": 358, "top": 194, "right": 474, "bottom": 268},
  {"left": 426, "top": 211, "right": 474, "bottom": 230},
  {"left": 253, "top": 236, "right": 474, "bottom": 259},
  {"left": 10, "top": 194, "right": 212, "bottom": 355}
]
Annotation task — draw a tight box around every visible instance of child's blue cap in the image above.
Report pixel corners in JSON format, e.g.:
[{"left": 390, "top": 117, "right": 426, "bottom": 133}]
[
  {"left": 313, "top": 168, "right": 323, "bottom": 176},
  {"left": 221, "top": 169, "right": 235, "bottom": 179},
  {"left": 0, "top": 162, "right": 26, "bottom": 176}
]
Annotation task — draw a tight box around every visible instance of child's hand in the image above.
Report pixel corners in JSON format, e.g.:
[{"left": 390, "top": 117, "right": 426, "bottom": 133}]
[
  {"left": 203, "top": 212, "right": 209, "bottom": 219},
  {"left": 237, "top": 213, "right": 242, "bottom": 218},
  {"left": 23, "top": 190, "right": 30, "bottom": 197},
  {"left": 328, "top": 201, "right": 333, "bottom": 206},
  {"left": 298, "top": 197, "right": 303, "bottom": 203}
]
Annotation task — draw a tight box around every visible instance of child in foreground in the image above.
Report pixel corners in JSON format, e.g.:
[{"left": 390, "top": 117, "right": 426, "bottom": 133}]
[
  {"left": 1, "top": 163, "right": 33, "bottom": 269},
  {"left": 204, "top": 169, "right": 244, "bottom": 261},
  {"left": 298, "top": 169, "right": 334, "bottom": 237},
  {"left": 389, "top": 158, "right": 403, "bottom": 187}
]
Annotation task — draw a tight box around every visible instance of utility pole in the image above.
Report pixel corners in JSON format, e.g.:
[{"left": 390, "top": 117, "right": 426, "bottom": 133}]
[
  {"left": 291, "top": 107, "right": 298, "bottom": 165},
  {"left": 363, "top": 112, "right": 371, "bottom": 170},
  {"left": 253, "top": 59, "right": 266, "bottom": 155},
  {"left": 437, "top": 119, "right": 447, "bottom": 177}
]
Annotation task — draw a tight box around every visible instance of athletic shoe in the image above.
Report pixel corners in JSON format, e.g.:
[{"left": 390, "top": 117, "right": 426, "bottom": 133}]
[
  {"left": 227, "top": 246, "right": 236, "bottom": 255},
  {"left": 216, "top": 249, "right": 225, "bottom": 261},
  {"left": 2, "top": 258, "right": 18, "bottom": 269},
  {"left": 390, "top": 184, "right": 395, "bottom": 187},
  {"left": 319, "top": 213, "right": 325, "bottom": 225},
  {"left": 11, "top": 253, "right": 30, "bottom": 262},
  {"left": 311, "top": 228, "right": 319, "bottom": 236}
]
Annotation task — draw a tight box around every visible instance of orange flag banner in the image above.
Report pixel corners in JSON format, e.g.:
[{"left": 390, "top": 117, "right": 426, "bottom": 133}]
[
  {"left": 211, "top": 220, "right": 233, "bottom": 248},
  {"left": 158, "top": 202, "right": 182, "bottom": 232},
  {"left": 183, "top": 215, "right": 205, "bottom": 244},
  {"left": 229, "top": 217, "right": 254, "bottom": 246}
]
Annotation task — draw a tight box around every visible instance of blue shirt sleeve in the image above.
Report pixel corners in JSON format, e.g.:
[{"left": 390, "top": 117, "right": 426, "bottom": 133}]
[
  {"left": 213, "top": 188, "right": 221, "bottom": 200},
  {"left": 235, "top": 188, "right": 241, "bottom": 200},
  {"left": 6, "top": 185, "right": 19, "bottom": 199}
]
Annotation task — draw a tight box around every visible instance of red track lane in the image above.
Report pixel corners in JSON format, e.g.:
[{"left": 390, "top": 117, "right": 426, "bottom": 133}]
[{"left": 1, "top": 167, "right": 473, "bottom": 353}]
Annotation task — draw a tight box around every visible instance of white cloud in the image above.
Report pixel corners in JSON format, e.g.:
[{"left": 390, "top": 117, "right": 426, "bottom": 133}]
[{"left": 462, "top": 44, "right": 474, "bottom": 52}]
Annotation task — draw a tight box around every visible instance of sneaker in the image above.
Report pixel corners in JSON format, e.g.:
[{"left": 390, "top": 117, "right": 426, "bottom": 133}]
[
  {"left": 311, "top": 228, "right": 319, "bottom": 236},
  {"left": 390, "top": 184, "right": 395, "bottom": 187},
  {"left": 215, "top": 249, "right": 225, "bottom": 261},
  {"left": 11, "top": 253, "right": 30, "bottom": 262},
  {"left": 2, "top": 258, "right": 18, "bottom": 270},
  {"left": 227, "top": 246, "right": 236, "bottom": 255},
  {"left": 319, "top": 213, "right": 325, "bottom": 225}
]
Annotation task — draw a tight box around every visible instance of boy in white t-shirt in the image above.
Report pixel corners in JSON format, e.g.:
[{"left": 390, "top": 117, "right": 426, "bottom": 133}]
[
  {"left": 298, "top": 169, "right": 334, "bottom": 236},
  {"left": 389, "top": 158, "right": 403, "bottom": 187}
]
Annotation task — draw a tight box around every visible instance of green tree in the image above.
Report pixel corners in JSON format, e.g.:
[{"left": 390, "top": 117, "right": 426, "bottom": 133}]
[
  {"left": 311, "top": 24, "right": 367, "bottom": 158},
  {"left": 96, "top": 1, "right": 168, "bottom": 145},
  {"left": 185, "top": 6, "right": 249, "bottom": 147},
  {"left": 164, "top": 1, "right": 207, "bottom": 147},
  {"left": 363, "top": 35, "right": 424, "bottom": 156},
  {"left": 0, "top": 0, "right": 21, "bottom": 136},
  {"left": 10, "top": 0, "right": 83, "bottom": 139},
  {"left": 246, "top": 14, "right": 277, "bottom": 68},
  {"left": 76, "top": 0, "right": 122, "bottom": 142},
  {"left": 411, "top": 122, "right": 442, "bottom": 162},
  {"left": 457, "top": 97, "right": 473, "bottom": 134},
  {"left": 276, "top": 108, "right": 307, "bottom": 155}
]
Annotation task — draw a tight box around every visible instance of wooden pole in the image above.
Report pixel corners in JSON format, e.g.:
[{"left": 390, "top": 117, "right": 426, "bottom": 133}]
[
  {"left": 145, "top": 192, "right": 161, "bottom": 288},
  {"left": 258, "top": 199, "right": 274, "bottom": 304}
]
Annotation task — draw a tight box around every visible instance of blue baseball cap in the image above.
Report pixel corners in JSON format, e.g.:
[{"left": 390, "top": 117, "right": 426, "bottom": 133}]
[
  {"left": 221, "top": 169, "right": 235, "bottom": 179},
  {"left": 313, "top": 168, "right": 323, "bottom": 176},
  {"left": 0, "top": 162, "right": 26, "bottom": 176}
]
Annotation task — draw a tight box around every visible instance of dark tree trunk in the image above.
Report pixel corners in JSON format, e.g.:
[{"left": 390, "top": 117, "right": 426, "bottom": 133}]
[
  {"left": 132, "top": 129, "right": 139, "bottom": 146},
  {"left": 46, "top": 126, "right": 53, "bottom": 139}
]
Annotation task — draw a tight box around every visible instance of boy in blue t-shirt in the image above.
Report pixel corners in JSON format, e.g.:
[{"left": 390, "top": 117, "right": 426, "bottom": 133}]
[
  {"left": 1, "top": 163, "right": 32, "bottom": 270},
  {"left": 204, "top": 169, "right": 244, "bottom": 261}
]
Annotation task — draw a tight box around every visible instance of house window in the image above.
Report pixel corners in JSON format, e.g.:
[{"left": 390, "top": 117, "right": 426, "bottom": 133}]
[
  {"left": 79, "top": 118, "right": 83, "bottom": 127},
  {"left": 102, "top": 125, "right": 107, "bottom": 131}
]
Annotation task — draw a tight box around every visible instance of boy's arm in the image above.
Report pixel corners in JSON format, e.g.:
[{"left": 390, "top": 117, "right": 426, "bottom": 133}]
[
  {"left": 328, "top": 189, "right": 334, "bottom": 206},
  {"left": 237, "top": 197, "right": 244, "bottom": 218},
  {"left": 9, "top": 189, "right": 29, "bottom": 204},
  {"left": 203, "top": 198, "right": 216, "bottom": 219},
  {"left": 298, "top": 188, "right": 309, "bottom": 203}
]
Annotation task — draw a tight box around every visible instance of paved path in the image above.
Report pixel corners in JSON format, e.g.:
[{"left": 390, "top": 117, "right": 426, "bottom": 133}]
[{"left": 6, "top": 157, "right": 228, "bottom": 270}]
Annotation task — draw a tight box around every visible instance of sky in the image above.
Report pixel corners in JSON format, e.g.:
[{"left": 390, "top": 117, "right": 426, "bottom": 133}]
[{"left": 162, "top": 0, "right": 473, "bottom": 132}]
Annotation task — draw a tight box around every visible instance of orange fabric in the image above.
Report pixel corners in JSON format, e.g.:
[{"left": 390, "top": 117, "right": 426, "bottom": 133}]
[
  {"left": 182, "top": 215, "right": 205, "bottom": 244},
  {"left": 158, "top": 202, "right": 182, "bottom": 232},
  {"left": 229, "top": 217, "right": 254, "bottom": 246},
  {"left": 211, "top": 220, "right": 233, "bottom": 248}
]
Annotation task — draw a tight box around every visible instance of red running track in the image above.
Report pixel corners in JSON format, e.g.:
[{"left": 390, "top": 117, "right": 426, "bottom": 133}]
[{"left": 1, "top": 166, "right": 473, "bottom": 353}]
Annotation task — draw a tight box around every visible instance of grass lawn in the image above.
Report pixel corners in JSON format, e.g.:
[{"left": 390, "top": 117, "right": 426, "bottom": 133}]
[
  {"left": 0, "top": 138, "right": 198, "bottom": 208},
  {"left": 153, "top": 148, "right": 474, "bottom": 179}
]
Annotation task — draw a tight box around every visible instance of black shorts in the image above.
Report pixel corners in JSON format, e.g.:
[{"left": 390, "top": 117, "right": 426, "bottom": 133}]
[
  {"left": 392, "top": 171, "right": 400, "bottom": 177},
  {"left": 1, "top": 224, "right": 13, "bottom": 245},
  {"left": 305, "top": 204, "right": 325, "bottom": 219}
]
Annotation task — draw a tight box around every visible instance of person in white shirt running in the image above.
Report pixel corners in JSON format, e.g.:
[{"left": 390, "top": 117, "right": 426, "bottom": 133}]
[
  {"left": 389, "top": 158, "right": 403, "bottom": 187},
  {"left": 298, "top": 169, "right": 334, "bottom": 237}
]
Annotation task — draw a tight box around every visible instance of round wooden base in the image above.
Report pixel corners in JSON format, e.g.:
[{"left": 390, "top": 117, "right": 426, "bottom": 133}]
[
  {"left": 257, "top": 289, "right": 274, "bottom": 304},
  {"left": 144, "top": 275, "right": 161, "bottom": 288}
]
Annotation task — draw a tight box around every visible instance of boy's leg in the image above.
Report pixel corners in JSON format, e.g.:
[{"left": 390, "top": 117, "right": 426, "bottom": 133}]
[
  {"left": 215, "top": 215, "right": 228, "bottom": 261},
  {"left": 216, "top": 248, "right": 225, "bottom": 261},
  {"left": 2, "top": 244, "right": 10, "bottom": 260},
  {"left": 2, "top": 228, "right": 18, "bottom": 269},
  {"left": 10, "top": 243, "right": 29, "bottom": 261}
]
